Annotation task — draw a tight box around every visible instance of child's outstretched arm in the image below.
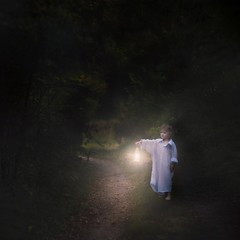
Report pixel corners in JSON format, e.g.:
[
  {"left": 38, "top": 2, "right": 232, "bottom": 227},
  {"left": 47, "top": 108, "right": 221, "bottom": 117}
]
[{"left": 135, "top": 139, "right": 159, "bottom": 154}]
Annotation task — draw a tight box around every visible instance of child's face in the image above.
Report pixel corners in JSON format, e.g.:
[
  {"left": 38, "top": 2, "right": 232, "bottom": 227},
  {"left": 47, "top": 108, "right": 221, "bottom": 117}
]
[{"left": 160, "top": 130, "right": 171, "bottom": 141}]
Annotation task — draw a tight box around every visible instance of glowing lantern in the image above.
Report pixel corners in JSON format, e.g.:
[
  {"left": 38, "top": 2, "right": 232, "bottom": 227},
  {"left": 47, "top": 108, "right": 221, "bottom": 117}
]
[{"left": 134, "top": 147, "right": 140, "bottom": 162}]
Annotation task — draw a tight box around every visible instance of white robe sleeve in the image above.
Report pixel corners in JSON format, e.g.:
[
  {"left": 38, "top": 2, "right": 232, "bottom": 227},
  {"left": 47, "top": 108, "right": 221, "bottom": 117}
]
[
  {"left": 140, "top": 139, "right": 159, "bottom": 155},
  {"left": 170, "top": 142, "right": 178, "bottom": 163}
]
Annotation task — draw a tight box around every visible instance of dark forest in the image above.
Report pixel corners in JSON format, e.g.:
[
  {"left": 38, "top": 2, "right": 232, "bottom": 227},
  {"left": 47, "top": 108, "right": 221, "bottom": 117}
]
[{"left": 1, "top": 0, "right": 240, "bottom": 239}]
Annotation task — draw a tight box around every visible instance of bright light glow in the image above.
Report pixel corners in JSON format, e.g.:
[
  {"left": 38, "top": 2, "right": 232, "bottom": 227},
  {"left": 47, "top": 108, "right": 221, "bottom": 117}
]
[{"left": 134, "top": 147, "right": 140, "bottom": 162}]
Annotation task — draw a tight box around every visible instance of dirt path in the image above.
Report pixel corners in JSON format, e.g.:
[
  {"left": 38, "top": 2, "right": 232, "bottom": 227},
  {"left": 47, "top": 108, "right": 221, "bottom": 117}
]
[
  {"left": 56, "top": 158, "right": 240, "bottom": 240},
  {"left": 58, "top": 158, "right": 135, "bottom": 240}
]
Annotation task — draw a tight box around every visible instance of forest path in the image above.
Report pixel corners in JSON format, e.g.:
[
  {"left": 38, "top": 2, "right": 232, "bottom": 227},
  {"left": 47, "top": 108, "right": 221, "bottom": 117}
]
[
  {"left": 56, "top": 157, "right": 239, "bottom": 240},
  {"left": 57, "top": 158, "right": 135, "bottom": 240}
]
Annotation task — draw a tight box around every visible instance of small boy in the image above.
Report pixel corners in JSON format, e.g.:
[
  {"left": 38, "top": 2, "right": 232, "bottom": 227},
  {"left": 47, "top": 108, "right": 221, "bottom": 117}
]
[{"left": 136, "top": 124, "right": 178, "bottom": 200}]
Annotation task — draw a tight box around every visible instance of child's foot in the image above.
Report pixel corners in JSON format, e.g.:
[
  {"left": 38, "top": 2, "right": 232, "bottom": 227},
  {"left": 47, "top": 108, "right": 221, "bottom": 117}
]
[{"left": 165, "top": 193, "right": 171, "bottom": 200}]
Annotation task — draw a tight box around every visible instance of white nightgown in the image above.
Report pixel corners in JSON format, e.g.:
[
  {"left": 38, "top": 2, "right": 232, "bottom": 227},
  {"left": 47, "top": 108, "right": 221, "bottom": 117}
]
[{"left": 140, "top": 138, "right": 178, "bottom": 193}]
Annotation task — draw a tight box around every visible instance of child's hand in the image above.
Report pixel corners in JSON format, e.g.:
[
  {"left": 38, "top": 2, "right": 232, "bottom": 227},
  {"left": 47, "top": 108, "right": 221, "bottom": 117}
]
[
  {"left": 170, "top": 162, "right": 175, "bottom": 172},
  {"left": 135, "top": 140, "right": 142, "bottom": 146}
]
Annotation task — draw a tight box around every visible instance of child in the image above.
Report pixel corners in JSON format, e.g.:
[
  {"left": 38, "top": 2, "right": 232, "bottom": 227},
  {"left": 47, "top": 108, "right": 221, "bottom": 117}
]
[{"left": 135, "top": 124, "right": 178, "bottom": 200}]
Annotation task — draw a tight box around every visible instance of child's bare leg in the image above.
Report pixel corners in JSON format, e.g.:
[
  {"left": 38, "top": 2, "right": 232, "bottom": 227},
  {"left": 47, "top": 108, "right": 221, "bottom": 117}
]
[{"left": 165, "top": 192, "right": 171, "bottom": 200}]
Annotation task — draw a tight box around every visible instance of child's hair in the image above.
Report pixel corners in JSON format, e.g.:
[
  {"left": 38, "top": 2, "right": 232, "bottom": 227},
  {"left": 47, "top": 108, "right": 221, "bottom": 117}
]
[{"left": 160, "top": 123, "right": 173, "bottom": 133}]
